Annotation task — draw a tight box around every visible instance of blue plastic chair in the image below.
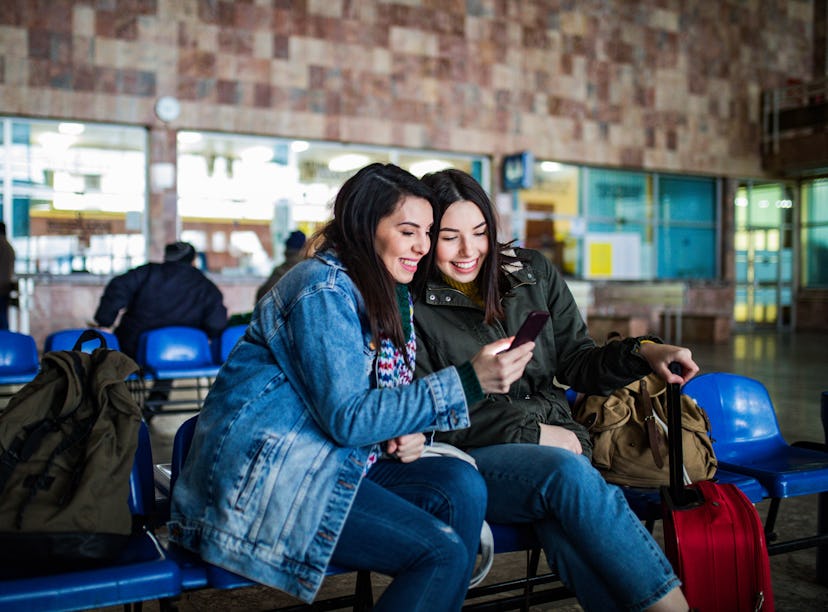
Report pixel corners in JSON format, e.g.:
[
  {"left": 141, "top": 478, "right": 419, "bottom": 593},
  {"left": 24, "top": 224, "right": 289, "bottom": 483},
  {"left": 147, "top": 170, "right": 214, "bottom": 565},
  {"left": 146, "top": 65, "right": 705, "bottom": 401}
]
[
  {"left": 213, "top": 323, "right": 246, "bottom": 364},
  {"left": 0, "top": 421, "right": 181, "bottom": 611},
  {"left": 44, "top": 328, "right": 120, "bottom": 353},
  {"left": 135, "top": 326, "right": 220, "bottom": 417},
  {"left": 684, "top": 372, "right": 828, "bottom": 555},
  {"left": 164, "top": 416, "right": 373, "bottom": 608},
  {"left": 136, "top": 326, "right": 220, "bottom": 380},
  {"left": 0, "top": 330, "right": 39, "bottom": 386}
]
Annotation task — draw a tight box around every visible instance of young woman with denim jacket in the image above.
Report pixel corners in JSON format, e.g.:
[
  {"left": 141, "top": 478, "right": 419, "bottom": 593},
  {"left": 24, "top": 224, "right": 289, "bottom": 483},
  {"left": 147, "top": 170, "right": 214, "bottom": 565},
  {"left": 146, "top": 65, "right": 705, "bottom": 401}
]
[
  {"left": 169, "top": 164, "right": 535, "bottom": 611},
  {"left": 413, "top": 169, "right": 695, "bottom": 612}
]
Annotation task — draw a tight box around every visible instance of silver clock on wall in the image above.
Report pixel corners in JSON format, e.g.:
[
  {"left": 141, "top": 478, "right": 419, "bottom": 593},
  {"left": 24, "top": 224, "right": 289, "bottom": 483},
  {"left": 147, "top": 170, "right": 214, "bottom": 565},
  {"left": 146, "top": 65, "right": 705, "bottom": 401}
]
[{"left": 154, "top": 96, "right": 181, "bottom": 122}]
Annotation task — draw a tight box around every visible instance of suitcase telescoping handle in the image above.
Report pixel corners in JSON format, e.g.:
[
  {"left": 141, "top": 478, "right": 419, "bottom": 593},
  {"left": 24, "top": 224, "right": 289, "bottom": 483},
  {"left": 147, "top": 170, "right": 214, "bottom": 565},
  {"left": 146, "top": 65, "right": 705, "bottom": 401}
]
[{"left": 665, "top": 361, "right": 701, "bottom": 508}]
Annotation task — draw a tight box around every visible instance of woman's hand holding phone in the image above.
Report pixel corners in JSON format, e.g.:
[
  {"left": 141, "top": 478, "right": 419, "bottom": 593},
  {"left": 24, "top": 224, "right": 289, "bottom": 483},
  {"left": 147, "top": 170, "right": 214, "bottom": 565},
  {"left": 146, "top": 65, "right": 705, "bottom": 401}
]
[
  {"left": 471, "top": 338, "right": 534, "bottom": 394},
  {"left": 470, "top": 311, "right": 549, "bottom": 394}
]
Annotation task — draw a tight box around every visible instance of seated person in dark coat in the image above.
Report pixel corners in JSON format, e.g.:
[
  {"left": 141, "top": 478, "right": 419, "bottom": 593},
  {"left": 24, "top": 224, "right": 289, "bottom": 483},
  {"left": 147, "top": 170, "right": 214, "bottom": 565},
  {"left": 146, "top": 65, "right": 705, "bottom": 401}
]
[{"left": 93, "top": 241, "right": 227, "bottom": 404}]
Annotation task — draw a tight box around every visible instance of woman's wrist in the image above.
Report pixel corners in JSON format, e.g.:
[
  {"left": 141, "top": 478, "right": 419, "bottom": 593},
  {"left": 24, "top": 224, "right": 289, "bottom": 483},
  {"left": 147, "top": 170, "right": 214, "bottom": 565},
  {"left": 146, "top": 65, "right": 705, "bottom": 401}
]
[
  {"left": 631, "top": 335, "right": 662, "bottom": 361},
  {"left": 456, "top": 361, "right": 484, "bottom": 405}
]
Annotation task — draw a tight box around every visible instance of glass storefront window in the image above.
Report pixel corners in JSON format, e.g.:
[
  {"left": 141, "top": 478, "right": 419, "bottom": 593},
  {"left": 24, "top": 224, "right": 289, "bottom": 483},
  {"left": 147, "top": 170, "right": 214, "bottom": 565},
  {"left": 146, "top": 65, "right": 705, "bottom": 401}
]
[
  {"left": 522, "top": 161, "right": 580, "bottom": 275},
  {"left": 521, "top": 163, "right": 717, "bottom": 281},
  {"left": 656, "top": 175, "right": 717, "bottom": 279},
  {"left": 175, "top": 131, "right": 489, "bottom": 274},
  {"left": 0, "top": 117, "right": 147, "bottom": 275},
  {"left": 583, "top": 168, "right": 651, "bottom": 279},
  {"left": 802, "top": 178, "right": 828, "bottom": 287},
  {"left": 733, "top": 181, "right": 794, "bottom": 327}
]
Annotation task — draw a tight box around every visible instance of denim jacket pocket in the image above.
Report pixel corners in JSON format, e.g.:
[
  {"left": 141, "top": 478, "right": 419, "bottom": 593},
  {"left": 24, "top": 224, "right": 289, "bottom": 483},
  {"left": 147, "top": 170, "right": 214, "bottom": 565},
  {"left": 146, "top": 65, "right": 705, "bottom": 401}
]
[{"left": 234, "top": 434, "right": 285, "bottom": 511}]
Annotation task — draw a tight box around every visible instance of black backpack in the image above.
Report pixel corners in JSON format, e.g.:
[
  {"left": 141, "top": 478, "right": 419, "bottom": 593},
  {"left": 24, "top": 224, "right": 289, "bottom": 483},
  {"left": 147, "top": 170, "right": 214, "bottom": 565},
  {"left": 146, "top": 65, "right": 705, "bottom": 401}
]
[{"left": 0, "top": 330, "right": 143, "bottom": 569}]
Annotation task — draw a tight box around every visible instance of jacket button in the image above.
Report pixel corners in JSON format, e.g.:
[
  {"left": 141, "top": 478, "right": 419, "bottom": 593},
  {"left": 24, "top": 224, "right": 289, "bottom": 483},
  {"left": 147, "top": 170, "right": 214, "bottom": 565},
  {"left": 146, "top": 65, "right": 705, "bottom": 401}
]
[
  {"left": 428, "top": 294, "right": 436, "bottom": 301},
  {"left": 445, "top": 296, "right": 452, "bottom": 302}
]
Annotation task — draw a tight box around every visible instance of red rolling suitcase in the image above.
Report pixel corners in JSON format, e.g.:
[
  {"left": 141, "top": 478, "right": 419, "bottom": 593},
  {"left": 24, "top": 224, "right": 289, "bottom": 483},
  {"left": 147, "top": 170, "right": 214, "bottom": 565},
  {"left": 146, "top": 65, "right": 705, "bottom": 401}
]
[{"left": 660, "top": 364, "right": 774, "bottom": 611}]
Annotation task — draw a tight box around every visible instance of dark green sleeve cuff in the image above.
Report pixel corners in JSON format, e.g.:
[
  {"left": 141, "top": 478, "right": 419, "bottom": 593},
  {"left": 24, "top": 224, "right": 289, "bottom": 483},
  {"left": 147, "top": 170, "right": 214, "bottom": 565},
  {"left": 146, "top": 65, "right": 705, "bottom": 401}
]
[{"left": 456, "top": 361, "right": 484, "bottom": 405}]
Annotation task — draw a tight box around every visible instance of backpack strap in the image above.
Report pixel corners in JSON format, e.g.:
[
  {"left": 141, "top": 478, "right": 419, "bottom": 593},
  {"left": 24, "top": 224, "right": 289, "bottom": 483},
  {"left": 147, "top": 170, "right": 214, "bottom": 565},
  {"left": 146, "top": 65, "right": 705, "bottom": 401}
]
[
  {"left": 59, "top": 350, "right": 109, "bottom": 506},
  {"left": 72, "top": 329, "right": 108, "bottom": 352},
  {"left": 637, "top": 379, "right": 668, "bottom": 469},
  {"left": 0, "top": 418, "right": 60, "bottom": 494}
]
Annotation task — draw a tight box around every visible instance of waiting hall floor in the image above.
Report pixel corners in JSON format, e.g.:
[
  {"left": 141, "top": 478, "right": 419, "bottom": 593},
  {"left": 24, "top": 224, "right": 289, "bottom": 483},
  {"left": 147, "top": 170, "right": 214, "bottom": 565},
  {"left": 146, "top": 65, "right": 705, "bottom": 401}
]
[{"left": 138, "top": 329, "right": 828, "bottom": 611}]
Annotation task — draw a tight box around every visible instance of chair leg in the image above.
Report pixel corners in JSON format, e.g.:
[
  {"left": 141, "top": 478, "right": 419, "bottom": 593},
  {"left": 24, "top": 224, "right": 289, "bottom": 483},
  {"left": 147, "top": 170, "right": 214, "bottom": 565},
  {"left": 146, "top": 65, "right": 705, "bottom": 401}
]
[
  {"left": 354, "top": 569, "right": 373, "bottom": 611},
  {"left": 521, "top": 548, "right": 541, "bottom": 611},
  {"left": 764, "top": 498, "right": 781, "bottom": 542}
]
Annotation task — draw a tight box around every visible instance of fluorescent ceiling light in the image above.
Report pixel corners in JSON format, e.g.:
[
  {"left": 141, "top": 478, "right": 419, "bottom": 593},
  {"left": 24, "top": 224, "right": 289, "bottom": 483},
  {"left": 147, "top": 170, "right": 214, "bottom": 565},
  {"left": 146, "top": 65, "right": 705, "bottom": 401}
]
[
  {"left": 177, "top": 131, "right": 203, "bottom": 145},
  {"left": 239, "top": 146, "right": 274, "bottom": 164},
  {"left": 328, "top": 153, "right": 370, "bottom": 172},
  {"left": 409, "top": 159, "right": 452, "bottom": 176},
  {"left": 291, "top": 140, "right": 309, "bottom": 152},
  {"left": 38, "top": 132, "right": 76, "bottom": 151},
  {"left": 58, "top": 122, "right": 85, "bottom": 135},
  {"left": 540, "top": 161, "right": 561, "bottom": 172}
]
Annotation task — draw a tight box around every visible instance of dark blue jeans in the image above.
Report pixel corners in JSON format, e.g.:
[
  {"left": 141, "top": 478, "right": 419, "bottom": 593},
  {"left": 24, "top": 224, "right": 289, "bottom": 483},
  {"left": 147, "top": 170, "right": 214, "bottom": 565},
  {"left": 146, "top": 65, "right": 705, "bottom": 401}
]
[
  {"left": 331, "top": 456, "right": 487, "bottom": 612},
  {"left": 469, "top": 444, "right": 679, "bottom": 612}
]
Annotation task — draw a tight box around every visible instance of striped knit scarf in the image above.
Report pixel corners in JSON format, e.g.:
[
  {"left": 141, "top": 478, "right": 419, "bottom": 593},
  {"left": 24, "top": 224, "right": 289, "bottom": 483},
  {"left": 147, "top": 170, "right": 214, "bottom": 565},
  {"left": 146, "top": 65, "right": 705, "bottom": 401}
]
[
  {"left": 365, "top": 285, "right": 416, "bottom": 474},
  {"left": 375, "top": 284, "right": 416, "bottom": 389}
]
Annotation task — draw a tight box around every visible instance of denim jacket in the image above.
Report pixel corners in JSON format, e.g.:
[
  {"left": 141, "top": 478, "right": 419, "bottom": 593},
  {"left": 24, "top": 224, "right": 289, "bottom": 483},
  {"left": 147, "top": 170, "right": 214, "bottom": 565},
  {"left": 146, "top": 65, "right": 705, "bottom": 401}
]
[{"left": 169, "top": 251, "right": 471, "bottom": 603}]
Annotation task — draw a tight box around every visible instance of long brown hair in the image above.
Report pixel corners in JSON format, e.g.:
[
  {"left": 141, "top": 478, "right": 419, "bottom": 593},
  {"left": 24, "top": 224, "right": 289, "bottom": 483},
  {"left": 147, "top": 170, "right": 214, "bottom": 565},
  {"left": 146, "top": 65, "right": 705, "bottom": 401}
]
[
  {"left": 417, "top": 168, "right": 521, "bottom": 324},
  {"left": 315, "top": 163, "right": 435, "bottom": 350}
]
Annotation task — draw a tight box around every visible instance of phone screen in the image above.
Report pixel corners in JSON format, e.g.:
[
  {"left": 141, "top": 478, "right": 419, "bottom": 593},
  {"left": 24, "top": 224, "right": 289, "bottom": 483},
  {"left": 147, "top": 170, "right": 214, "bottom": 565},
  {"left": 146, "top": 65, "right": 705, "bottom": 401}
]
[{"left": 507, "top": 310, "right": 550, "bottom": 351}]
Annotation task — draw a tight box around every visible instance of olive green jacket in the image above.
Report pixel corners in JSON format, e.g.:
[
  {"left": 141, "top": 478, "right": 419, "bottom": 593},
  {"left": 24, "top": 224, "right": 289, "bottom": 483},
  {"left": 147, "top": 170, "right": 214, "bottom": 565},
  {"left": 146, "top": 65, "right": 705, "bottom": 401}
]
[{"left": 413, "top": 248, "right": 654, "bottom": 458}]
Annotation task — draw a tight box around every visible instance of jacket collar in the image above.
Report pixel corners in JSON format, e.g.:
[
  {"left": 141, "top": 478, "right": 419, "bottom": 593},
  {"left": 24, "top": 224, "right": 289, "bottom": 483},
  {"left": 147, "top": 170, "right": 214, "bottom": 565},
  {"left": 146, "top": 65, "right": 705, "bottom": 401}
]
[
  {"left": 314, "top": 249, "right": 347, "bottom": 272},
  {"left": 422, "top": 249, "right": 539, "bottom": 308}
]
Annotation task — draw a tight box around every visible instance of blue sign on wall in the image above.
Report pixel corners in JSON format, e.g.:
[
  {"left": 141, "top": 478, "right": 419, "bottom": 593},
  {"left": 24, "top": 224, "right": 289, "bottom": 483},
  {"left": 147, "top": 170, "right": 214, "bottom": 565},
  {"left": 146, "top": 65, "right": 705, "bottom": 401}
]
[{"left": 501, "top": 151, "right": 534, "bottom": 191}]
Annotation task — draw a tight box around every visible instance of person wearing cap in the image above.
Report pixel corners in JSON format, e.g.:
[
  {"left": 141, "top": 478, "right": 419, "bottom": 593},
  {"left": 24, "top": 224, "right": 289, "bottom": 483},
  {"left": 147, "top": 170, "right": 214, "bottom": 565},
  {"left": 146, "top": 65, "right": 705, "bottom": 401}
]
[
  {"left": 93, "top": 241, "right": 227, "bottom": 361},
  {"left": 255, "top": 230, "right": 306, "bottom": 304}
]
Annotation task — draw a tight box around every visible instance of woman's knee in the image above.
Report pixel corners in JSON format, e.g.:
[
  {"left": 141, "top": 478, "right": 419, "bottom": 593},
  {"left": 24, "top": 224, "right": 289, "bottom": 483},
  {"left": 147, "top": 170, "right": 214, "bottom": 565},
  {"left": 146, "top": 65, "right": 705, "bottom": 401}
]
[
  {"left": 425, "top": 523, "right": 471, "bottom": 574},
  {"left": 441, "top": 459, "right": 488, "bottom": 515}
]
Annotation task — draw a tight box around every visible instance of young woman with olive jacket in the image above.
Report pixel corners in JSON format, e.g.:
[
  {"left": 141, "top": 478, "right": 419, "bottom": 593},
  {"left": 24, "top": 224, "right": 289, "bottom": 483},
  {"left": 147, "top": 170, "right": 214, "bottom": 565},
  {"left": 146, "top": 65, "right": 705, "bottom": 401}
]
[{"left": 413, "top": 169, "right": 694, "bottom": 612}]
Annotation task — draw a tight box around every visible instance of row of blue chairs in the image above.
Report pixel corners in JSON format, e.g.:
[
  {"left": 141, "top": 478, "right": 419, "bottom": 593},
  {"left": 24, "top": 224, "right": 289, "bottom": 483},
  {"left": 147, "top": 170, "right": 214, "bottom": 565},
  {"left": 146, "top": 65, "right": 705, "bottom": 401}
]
[
  {"left": 0, "top": 326, "right": 248, "bottom": 415},
  {"left": 0, "top": 325, "right": 248, "bottom": 385}
]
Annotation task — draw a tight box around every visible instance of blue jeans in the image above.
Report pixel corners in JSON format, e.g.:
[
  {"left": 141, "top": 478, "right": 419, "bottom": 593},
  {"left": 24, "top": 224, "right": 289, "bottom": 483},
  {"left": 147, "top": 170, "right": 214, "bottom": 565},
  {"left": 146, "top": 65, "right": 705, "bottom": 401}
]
[
  {"left": 468, "top": 444, "right": 680, "bottom": 612},
  {"left": 331, "top": 456, "right": 487, "bottom": 612}
]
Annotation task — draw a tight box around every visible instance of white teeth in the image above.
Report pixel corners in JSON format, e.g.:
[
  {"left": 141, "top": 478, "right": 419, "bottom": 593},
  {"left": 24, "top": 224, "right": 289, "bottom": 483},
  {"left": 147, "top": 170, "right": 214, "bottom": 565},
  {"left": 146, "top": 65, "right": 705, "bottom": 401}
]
[
  {"left": 401, "top": 259, "right": 418, "bottom": 267},
  {"left": 454, "top": 261, "right": 476, "bottom": 270}
]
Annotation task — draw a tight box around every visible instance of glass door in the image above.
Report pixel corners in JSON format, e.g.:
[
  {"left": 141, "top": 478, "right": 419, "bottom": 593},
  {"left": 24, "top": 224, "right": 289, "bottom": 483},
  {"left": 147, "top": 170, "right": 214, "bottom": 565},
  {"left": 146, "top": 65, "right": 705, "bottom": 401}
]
[{"left": 733, "top": 181, "right": 794, "bottom": 330}]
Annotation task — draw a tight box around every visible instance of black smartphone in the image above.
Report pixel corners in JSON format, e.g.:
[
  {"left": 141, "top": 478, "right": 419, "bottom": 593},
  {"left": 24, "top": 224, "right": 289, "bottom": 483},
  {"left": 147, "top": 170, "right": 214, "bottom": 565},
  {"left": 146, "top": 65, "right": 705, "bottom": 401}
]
[{"left": 507, "top": 310, "right": 550, "bottom": 351}]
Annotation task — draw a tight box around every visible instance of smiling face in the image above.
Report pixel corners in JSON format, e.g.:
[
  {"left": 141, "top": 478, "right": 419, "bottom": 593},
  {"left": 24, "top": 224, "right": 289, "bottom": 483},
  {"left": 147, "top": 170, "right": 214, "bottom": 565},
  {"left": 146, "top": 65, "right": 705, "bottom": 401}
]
[
  {"left": 435, "top": 199, "right": 489, "bottom": 284},
  {"left": 374, "top": 195, "right": 433, "bottom": 284}
]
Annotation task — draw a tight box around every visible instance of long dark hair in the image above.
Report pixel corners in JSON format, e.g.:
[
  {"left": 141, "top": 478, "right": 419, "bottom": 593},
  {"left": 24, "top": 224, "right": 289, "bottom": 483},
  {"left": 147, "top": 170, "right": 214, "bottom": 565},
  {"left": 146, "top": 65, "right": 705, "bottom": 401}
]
[
  {"left": 316, "top": 163, "right": 435, "bottom": 350},
  {"left": 417, "top": 168, "right": 520, "bottom": 324}
]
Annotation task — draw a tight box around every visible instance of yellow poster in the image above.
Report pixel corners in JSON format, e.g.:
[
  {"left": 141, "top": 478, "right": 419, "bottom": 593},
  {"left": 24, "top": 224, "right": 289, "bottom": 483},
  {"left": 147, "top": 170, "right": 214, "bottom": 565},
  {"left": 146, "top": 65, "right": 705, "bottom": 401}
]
[{"left": 588, "top": 242, "right": 612, "bottom": 276}]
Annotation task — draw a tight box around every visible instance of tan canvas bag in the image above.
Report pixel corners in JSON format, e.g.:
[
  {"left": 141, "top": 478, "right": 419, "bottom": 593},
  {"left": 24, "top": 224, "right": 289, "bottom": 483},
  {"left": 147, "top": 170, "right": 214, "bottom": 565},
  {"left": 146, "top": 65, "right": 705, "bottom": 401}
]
[{"left": 574, "top": 373, "right": 717, "bottom": 488}]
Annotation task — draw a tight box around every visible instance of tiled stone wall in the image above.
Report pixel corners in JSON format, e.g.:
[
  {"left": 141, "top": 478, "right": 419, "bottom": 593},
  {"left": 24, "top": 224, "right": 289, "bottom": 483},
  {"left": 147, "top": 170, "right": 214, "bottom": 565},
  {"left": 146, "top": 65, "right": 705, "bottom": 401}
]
[{"left": 0, "top": 0, "right": 814, "bottom": 177}]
